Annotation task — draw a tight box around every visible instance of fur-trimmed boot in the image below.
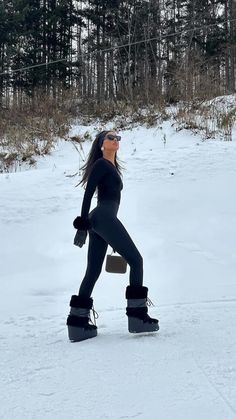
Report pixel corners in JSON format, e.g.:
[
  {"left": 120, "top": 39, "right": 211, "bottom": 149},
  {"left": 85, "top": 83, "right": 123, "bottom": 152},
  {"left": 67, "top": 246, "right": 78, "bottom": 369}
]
[
  {"left": 125, "top": 285, "right": 159, "bottom": 333},
  {"left": 66, "top": 295, "right": 98, "bottom": 342}
]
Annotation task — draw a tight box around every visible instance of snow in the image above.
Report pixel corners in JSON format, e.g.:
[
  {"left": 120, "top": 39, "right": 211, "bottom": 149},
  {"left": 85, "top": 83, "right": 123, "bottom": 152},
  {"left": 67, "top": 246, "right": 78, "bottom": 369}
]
[
  {"left": 1, "top": 120, "right": 236, "bottom": 419},
  {"left": 205, "top": 94, "right": 236, "bottom": 110}
]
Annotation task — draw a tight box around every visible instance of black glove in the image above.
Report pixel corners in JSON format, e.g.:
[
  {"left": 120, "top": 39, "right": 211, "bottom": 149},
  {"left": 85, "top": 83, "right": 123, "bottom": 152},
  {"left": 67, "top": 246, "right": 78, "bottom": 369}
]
[{"left": 74, "top": 229, "right": 88, "bottom": 248}]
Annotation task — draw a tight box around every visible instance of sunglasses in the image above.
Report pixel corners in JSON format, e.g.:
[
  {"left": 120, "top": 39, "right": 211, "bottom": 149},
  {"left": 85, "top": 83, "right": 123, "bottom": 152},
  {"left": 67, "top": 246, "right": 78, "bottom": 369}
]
[{"left": 105, "top": 134, "right": 121, "bottom": 141}]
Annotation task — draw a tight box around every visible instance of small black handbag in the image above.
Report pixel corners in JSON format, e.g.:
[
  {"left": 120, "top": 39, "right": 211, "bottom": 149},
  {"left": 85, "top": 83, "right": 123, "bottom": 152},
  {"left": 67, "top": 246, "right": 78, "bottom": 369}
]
[{"left": 105, "top": 249, "right": 127, "bottom": 274}]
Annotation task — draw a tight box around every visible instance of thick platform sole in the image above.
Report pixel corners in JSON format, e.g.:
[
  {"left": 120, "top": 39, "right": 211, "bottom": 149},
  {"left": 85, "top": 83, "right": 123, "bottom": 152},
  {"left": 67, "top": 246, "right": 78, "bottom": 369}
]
[
  {"left": 128, "top": 317, "right": 159, "bottom": 333},
  {"left": 68, "top": 325, "right": 97, "bottom": 342}
]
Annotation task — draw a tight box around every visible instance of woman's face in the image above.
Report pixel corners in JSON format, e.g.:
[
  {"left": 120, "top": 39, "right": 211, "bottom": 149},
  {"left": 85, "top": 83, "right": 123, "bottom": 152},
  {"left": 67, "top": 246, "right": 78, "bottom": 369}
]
[{"left": 102, "top": 131, "right": 120, "bottom": 152}]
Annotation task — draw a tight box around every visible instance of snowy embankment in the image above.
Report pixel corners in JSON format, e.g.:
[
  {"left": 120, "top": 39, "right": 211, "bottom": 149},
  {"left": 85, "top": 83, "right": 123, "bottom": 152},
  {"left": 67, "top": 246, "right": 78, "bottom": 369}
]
[{"left": 1, "top": 120, "right": 236, "bottom": 419}]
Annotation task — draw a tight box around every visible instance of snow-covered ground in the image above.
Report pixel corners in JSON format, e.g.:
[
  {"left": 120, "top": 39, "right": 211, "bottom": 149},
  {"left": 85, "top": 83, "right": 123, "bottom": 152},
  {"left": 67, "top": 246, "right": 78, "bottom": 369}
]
[{"left": 1, "top": 121, "right": 236, "bottom": 419}]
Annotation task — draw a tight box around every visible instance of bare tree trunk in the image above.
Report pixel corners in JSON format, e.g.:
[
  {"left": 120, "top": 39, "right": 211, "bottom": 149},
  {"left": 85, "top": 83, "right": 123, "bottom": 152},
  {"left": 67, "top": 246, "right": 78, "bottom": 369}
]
[
  {"left": 96, "top": 9, "right": 101, "bottom": 103},
  {"left": 229, "top": 0, "right": 236, "bottom": 91},
  {"left": 100, "top": 10, "right": 105, "bottom": 103},
  {"left": 127, "top": 4, "right": 133, "bottom": 101}
]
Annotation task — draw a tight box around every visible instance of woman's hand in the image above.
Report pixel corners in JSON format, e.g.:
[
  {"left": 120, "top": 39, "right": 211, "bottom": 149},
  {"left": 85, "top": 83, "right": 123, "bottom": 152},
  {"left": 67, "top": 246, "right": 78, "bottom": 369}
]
[{"left": 74, "top": 230, "right": 88, "bottom": 248}]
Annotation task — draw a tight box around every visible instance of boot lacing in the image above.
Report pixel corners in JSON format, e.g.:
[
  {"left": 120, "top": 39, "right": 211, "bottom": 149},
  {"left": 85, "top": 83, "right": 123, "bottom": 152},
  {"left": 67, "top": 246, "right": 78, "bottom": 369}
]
[
  {"left": 147, "top": 297, "right": 155, "bottom": 307},
  {"left": 90, "top": 305, "right": 99, "bottom": 326},
  {"left": 135, "top": 297, "right": 155, "bottom": 308}
]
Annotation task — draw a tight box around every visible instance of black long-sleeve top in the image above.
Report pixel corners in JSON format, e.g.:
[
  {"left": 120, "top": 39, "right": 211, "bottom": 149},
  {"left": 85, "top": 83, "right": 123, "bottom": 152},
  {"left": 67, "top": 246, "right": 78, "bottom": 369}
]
[{"left": 80, "top": 157, "right": 123, "bottom": 219}]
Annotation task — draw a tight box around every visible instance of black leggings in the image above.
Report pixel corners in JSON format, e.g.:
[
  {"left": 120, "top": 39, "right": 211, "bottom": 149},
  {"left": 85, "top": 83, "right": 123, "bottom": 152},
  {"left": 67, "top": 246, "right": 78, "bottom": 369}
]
[{"left": 78, "top": 199, "right": 143, "bottom": 297}]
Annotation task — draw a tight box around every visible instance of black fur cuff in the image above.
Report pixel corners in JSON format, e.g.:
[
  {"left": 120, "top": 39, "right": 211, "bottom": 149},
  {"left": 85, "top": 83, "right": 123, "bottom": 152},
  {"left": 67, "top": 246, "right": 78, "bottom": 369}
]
[
  {"left": 125, "top": 285, "right": 148, "bottom": 299},
  {"left": 73, "top": 216, "right": 91, "bottom": 230}
]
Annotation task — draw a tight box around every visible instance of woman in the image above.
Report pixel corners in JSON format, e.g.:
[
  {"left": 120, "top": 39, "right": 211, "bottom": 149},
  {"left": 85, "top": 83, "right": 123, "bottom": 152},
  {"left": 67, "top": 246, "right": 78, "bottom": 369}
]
[{"left": 67, "top": 130, "right": 159, "bottom": 342}]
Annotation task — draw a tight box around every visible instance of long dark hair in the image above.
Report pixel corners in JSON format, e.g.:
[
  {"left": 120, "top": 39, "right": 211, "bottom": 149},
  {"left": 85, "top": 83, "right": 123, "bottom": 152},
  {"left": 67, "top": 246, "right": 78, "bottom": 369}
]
[{"left": 78, "top": 130, "right": 125, "bottom": 189}]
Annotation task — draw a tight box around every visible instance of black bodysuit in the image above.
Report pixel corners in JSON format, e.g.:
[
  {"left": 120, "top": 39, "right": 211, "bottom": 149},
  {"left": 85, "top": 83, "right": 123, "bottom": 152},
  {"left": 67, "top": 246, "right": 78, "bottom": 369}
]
[
  {"left": 81, "top": 157, "right": 123, "bottom": 219},
  {"left": 78, "top": 157, "right": 143, "bottom": 298}
]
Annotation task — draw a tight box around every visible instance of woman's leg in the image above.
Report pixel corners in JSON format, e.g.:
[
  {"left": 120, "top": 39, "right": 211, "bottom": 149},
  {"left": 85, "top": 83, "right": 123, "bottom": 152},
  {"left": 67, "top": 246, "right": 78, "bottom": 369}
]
[
  {"left": 93, "top": 214, "right": 143, "bottom": 287},
  {"left": 78, "top": 229, "right": 108, "bottom": 297}
]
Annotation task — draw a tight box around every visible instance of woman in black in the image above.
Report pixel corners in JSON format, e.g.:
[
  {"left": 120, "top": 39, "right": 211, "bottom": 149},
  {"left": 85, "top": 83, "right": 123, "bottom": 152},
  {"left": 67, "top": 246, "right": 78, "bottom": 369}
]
[{"left": 67, "top": 130, "right": 159, "bottom": 342}]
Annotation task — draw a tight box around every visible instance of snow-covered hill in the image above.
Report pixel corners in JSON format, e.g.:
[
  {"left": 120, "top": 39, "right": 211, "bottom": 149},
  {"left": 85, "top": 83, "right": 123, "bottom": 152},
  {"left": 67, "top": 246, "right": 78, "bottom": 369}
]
[{"left": 1, "top": 121, "right": 236, "bottom": 419}]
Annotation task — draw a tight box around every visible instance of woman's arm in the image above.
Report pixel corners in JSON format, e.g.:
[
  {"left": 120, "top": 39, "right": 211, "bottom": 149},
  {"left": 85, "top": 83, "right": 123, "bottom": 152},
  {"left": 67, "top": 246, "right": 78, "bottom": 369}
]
[
  {"left": 73, "top": 159, "right": 107, "bottom": 230},
  {"left": 81, "top": 159, "right": 107, "bottom": 220}
]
